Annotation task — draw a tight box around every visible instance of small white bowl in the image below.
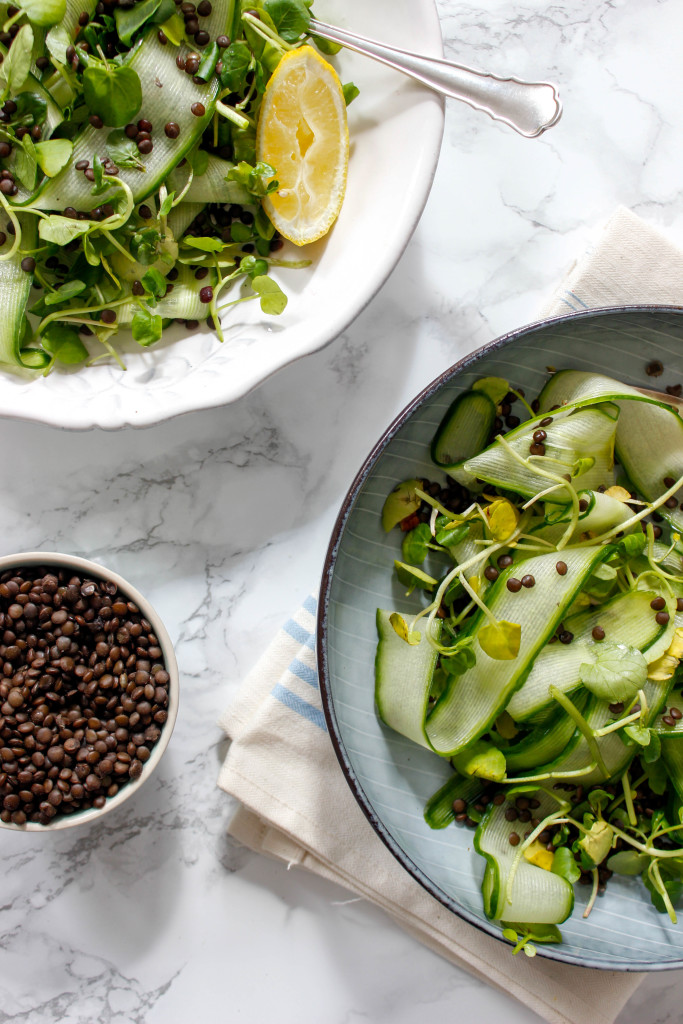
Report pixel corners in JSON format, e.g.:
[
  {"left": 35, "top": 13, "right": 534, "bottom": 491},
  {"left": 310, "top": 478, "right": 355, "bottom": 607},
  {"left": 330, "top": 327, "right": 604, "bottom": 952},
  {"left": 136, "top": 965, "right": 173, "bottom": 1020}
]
[{"left": 0, "top": 552, "right": 179, "bottom": 832}]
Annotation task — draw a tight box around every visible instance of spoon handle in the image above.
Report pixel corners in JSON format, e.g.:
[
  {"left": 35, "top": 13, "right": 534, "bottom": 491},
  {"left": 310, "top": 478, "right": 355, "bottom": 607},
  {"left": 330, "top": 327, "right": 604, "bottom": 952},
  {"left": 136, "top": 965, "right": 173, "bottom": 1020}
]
[{"left": 309, "top": 19, "right": 562, "bottom": 139}]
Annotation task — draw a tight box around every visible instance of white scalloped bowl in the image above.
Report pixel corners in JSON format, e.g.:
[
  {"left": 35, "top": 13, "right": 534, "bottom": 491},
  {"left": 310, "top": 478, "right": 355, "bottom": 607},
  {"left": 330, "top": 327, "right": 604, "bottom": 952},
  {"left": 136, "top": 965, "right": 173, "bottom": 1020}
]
[{"left": 0, "top": 0, "right": 444, "bottom": 429}]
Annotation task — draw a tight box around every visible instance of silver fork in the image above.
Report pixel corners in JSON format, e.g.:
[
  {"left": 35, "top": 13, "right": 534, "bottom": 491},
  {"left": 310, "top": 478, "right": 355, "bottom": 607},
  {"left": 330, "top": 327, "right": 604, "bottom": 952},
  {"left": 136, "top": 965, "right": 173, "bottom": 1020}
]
[{"left": 309, "top": 18, "right": 562, "bottom": 139}]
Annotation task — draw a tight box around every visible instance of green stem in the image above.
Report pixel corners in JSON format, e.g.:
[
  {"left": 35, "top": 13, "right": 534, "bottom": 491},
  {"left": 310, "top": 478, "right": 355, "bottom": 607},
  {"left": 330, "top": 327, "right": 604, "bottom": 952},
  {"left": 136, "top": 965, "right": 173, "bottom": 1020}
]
[
  {"left": 549, "top": 686, "right": 609, "bottom": 777},
  {"left": 621, "top": 770, "right": 637, "bottom": 827},
  {"left": 583, "top": 868, "right": 599, "bottom": 919}
]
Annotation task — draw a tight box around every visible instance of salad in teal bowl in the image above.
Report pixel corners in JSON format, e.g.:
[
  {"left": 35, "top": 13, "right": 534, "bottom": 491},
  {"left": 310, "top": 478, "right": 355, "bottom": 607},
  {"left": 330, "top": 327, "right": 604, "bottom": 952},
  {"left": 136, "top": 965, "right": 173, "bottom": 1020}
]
[{"left": 318, "top": 305, "right": 683, "bottom": 969}]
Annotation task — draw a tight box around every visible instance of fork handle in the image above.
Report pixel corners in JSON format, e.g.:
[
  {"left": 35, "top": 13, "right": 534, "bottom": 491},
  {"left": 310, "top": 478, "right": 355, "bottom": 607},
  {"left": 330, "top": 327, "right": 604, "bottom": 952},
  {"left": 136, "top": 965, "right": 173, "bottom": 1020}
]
[{"left": 309, "top": 19, "right": 562, "bottom": 139}]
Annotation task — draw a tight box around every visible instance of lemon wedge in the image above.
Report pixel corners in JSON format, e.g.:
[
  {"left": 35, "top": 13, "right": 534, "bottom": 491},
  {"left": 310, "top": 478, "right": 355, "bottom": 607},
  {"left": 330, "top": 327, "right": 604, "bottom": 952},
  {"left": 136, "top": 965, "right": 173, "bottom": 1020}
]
[{"left": 256, "top": 45, "right": 349, "bottom": 247}]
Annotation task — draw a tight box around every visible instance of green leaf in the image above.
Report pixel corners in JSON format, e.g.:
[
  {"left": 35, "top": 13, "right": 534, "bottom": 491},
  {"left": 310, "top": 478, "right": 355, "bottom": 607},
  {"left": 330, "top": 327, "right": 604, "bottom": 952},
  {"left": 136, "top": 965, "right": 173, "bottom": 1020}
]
[
  {"left": 551, "top": 846, "right": 581, "bottom": 884},
  {"left": 219, "top": 41, "right": 252, "bottom": 92},
  {"left": 106, "top": 128, "right": 147, "bottom": 171},
  {"left": 43, "top": 279, "right": 87, "bottom": 306},
  {"left": 434, "top": 520, "right": 469, "bottom": 549},
  {"left": 239, "top": 255, "right": 268, "bottom": 278},
  {"left": 478, "top": 620, "right": 521, "bottom": 661},
  {"left": 14, "top": 134, "right": 38, "bottom": 191},
  {"left": 19, "top": 0, "right": 65, "bottom": 26},
  {"left": 14, "top": 91, "right": 47, "bottom": 128},
  {"left": 1, "top": 24, "right": 34, "bottom": 90},
  {"left": 401, "top": 523, "right": 432, "bottom": 564},
  {"left": 501, "top": 927, "right": 518, "bottom": 943},
  {"left": 578, "top": 820, "right": 614, "bottom": 867},
  {"left": 644, "top": 757, "right": 669, "bottom": 795},
  {"left": 342, "top": 81, "right": 360, "bottom": 105},
  {"left": 158, "top": 11, "right": 184, "bottom": 45},
  {"left": 227, "top": 159, "right": 278, "bottom": 198},
  {"left": 441, "top": 644, "right": 476, "bottom": 677},
  {"left": 34, "top": 137, "right": 73, "bottom": 177},
  {"left": 310, "top": 34, "right": 341, "bottom": 55},
  {"left": 472, "top": 375, "right": 510, "bottom": 406},
  {"left": 484, "top": 498, "right": 519, "bottom": 541},
  {"left": 131, "top": 305, "right": 163, "bottom": 347},
  {"left": 141, "top": 267, "right": 167, "bottom": 299},
  {"left": 382, "top": 479, "right": 423, "bottom": 532},
  {"left": 394, "top": 560, "right": 437, "bottom": 594},
  {"left": 83, "top": 64, "right": 142, "bottom": 128},
  {"left": 572, "top": 456, "right": 596, "bottom": 478},
  {"left": 389, "top": 612, "right": 421, "bottom": 647},
  {"left": 183, "top": 236, "right": 226, "bottom": 253},
  {"left": 578, "top": 642, "right": 648, "bottom": 702},
  {"left": 38, "top": 214, "right": 91, "bottom": 245},
  {"left": 158, "top": 190, "right": 175, "bottom": 216},
  {"left": 451, "top": 739, "right": 506, "bottom": 783},
  {"left": 45, "top": 23, "right": 70, "bottom": 63},
  {"left": 251, "top": 274, "right": 287, "bottom": 315},
  {"left": 263, "top": 0, "right": 310, "bottom": 42},
  {"left": 114, "top": 0, "right": 162, "bottom": 45},
  {"left": 188, "top": 146, "right": 209, "bottom": 176},
  {"left": 40, "top": 323, "right": 88, "bottom": 365},
  {"left": 642, "top": 858, "right": 683, "bottom": 915},
  {"left": 607, "top": 850, "right": 649, "bottom": 876}
]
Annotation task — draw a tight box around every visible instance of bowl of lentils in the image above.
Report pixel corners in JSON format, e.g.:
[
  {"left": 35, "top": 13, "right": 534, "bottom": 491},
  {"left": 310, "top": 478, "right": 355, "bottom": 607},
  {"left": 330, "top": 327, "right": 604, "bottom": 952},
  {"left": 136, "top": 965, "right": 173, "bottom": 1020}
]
[{"left": 0, "top": 552, "right": 179, "bottom": 831}]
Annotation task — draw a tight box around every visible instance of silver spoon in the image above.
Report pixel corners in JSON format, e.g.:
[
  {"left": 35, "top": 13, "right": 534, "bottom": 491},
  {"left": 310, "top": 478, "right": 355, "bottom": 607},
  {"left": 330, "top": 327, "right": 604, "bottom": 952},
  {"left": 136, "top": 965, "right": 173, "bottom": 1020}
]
[{"left": 309, "top": 18, "right": 562, "bottom": 139}]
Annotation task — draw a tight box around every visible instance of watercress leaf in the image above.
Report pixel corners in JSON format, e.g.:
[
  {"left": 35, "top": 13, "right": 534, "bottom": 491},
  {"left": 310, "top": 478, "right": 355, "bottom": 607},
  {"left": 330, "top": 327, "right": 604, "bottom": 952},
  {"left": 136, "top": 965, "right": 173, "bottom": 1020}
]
[
  {"left": 310, "top": 34, "right": 341, "bottom": 55},
  {"left": 401, "top": 523, "right": 432, "bottom": 564},
  {"left": 227, "top": 159, "right": 278, "bottom": 197},
  {"left": 19, "top": 0, "right": 65, "bottom": 26},
  {"left": 183, "top": 236, "right": 225, "bottom": 253},
  {"left": 579, "top": 642, "right": 647, "bottom": 702},
  {"left": 83, "top": 64, "right": 142, "bottom": 128},
  {"left": 484, "top": 497, "right": 519, "bottom": 541},
  {"left": 151, "top": 0, "right": 175, "bottom": 21},
  {"left": 642, "top": 730, "right": 662, "bottom": 762},
  {"left": 141, "top": 267, "right": 167, "bottom": 298},
  {"left": 644, "top": 755, "right": 669, "bottom": 795},
  {"left": 131, "top": 305, "right": 163, "bottom": 347},
  {"left": 587, "top": 788, "right": 612, "bottom": 812},
  {"left": 188, "top": 146, "right": 209, "bottom": 176},
  {"left": 40, "top": 323, "right": 88, "bottom": 364},
  {"left": 578, "top": 820, "right": 614, "bottom": 867},
  {"left": 251, "top": 273, "right": 287, "bottom": 315},
  {"left": 381, "top": 479, "right": 423, "bottom": 532},
  {"left": 551, "top": 846, "right": 581, "bottom": 884},
  {"left": 611, "top": 531, "right": 648, "bottom": 564},
  {"left": 219, "top": 41, "right": 252, "bottom": 92},
  {"left": 394, "top": 560, "right": 437, "bottom": 594},
  {"left": 389, "top": 612, "right": 421, "bottom": 647},
  {"left": 115, "top": 0, "right": 162, "bottom": 45},
  {"left": 503, "top": 922, "right": 562, "bottom": 946},
  {"left": 642, "top": 859, "right": 683, "bottom": 914},
  {"left": 1, "top": 24, "right": 34, "bottom": 90},
  {"left": 158, "top": 191, "right": 175, "bottom": 217},
  {"left": 34, "top": 137, "right": 73, "bottom": 177},
  {"left": 434, "top": 521, "right": 469, "bottom": 549},
  {"left": 263, "top": 0, "right": 310, "bottom": 42},
  {"left": 106, "top": 128, "right": 147, "bottom": 171},
  {"left": 158, "top": 11, "right": 184, "bottom": 45},
  {"left": 501, "top": 927, "right": 518, "bottom": 943},
  {"left": 477, "top": 620, "right": 521, "bottom": 661},
  {"left": 230, "top": 221, "right": 252, "bottom": 243},
  {"left": 14, "top": 134, "right": 38, "bottom": 190},
  {"left": 607, "top": 850, "right": 649, "bottom": 876},
  {"left": 624, "top": 722, "right": 651, "bottom": 747},
  {"left": 441, "top": 645, "right": 476, "bottom": 677},
  {"left": 45, "top": 22, "right": 71, "bottom": 63},
  {"left": 43, "top": 279, "right": 87, "bottom": 306},
  {"left": 39, "top": 214, "right": 91, "bottom": 245},
  {"left": 254, "top": 205, "right": 275, "bottom": 240},
  {"left": 472, "top": 376, "right": 510, "bottom": 406},
  {"left": 342, "top": 81, "right": 360, "bottom": 105},
  {"left": 14, "top": 91, "right": 47, "bottom": 128}
]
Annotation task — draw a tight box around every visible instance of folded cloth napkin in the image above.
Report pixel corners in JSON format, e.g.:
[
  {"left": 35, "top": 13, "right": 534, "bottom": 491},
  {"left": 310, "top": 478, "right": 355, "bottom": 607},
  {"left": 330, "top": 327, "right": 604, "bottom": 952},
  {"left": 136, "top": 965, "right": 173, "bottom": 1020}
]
[{"left": 218, "top": 207, "right": 683, "bottom": 1024}]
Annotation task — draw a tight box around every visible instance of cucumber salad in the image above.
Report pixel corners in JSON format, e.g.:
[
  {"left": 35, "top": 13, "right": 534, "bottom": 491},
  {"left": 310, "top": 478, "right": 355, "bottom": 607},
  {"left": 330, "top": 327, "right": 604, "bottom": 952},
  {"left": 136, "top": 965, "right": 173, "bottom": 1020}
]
[
  {"left": 0, "top": 0, "right": 350, "bottom": 372},
  {"left": 377, "top": 369, "right": 683, "bottom": 955}
]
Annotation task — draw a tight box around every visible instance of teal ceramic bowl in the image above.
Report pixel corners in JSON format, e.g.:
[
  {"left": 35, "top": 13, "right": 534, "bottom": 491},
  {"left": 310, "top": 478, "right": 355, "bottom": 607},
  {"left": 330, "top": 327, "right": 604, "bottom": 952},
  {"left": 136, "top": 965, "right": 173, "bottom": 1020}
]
[{"left": 318, "top": 305, "right": 683, "bottom": 970}]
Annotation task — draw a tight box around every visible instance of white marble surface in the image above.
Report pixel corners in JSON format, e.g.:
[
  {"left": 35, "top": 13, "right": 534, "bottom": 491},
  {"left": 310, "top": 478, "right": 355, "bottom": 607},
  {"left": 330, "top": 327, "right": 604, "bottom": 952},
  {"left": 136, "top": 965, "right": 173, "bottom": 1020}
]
[{"left": 3, "top": 0, "right": 683, "bottom": 1021}]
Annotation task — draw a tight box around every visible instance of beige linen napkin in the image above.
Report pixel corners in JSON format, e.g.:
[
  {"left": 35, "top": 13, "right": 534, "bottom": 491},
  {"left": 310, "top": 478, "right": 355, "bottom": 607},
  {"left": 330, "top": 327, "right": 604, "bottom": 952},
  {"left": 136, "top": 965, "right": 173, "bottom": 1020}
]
[{"left": 218, "top": 208, "right": 683, "bottom": 1024}]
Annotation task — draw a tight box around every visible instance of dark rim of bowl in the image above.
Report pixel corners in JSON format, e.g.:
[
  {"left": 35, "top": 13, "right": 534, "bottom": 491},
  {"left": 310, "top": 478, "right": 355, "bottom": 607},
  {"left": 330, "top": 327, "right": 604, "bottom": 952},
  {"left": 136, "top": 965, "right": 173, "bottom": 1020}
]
[{"left": 317, "top": 303, "right": 683, "bottom": 972}]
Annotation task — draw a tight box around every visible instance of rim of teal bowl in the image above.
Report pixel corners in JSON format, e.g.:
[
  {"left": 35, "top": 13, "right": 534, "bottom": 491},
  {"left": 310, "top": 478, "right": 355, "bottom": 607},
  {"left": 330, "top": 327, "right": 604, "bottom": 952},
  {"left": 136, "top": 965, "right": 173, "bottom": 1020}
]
[{"left": 318, "top": 303, "right": 683, "bottom": 972}]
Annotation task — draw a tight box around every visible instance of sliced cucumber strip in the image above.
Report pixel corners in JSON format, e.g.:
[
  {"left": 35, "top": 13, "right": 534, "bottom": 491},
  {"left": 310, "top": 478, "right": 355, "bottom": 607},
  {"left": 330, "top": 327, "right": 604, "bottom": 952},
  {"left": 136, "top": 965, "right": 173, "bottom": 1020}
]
[
  {"left": 475, "top": 788, "right": 574, "bottom": 923},
  {"left": 506, "top": 589, "right": 667, "bottom": 722},
  {"left": 463, "top": 405, "right": 617, "bottom": 501},
  {"left": 26, "top": 31, "right": 224, "bottom": 211},
  {"left": 423, "top": 773, "right": 484, "bottom": 829},
  {"left": 545, "top": 489, "right": 634, "bottom": 536},
  {"left": 0, "top": 216, "right": 38, "bottom": 369},
  {"left": 167, "top": 155, "right": 252, "bottom": 206},
  {"left": 538, "top": 369, "right": 683, "bottom": 532},
  {"left": 424, "top": 545, "right": 615, "bottom": 756},
  {"left": 375, "top": 610, "right": 441, "bottom": 749},
  {"left": 431, "top": 390, "right": 496, "bottom": 469},
  {"left": 504, "top": 702, "right": 586, "bottom": 774}
]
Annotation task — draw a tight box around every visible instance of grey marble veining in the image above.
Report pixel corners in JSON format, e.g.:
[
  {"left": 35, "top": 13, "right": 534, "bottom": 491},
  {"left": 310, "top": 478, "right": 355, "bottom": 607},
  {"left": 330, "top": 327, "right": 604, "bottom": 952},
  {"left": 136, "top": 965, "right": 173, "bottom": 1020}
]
[{"left": 2, "top": 0, "right": 683, "bottom": 1021}]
